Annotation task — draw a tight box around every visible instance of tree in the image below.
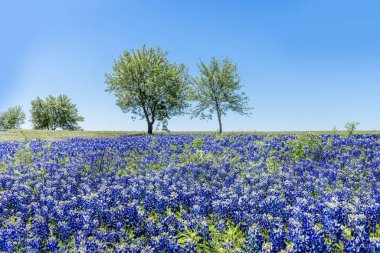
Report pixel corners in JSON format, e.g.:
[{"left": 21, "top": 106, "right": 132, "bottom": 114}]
[
  {"left": 190, "top": 57, "right": 252, "bottom": 133},
  {"left": 105, "top": 45, "right": 189, "bottom": 134},
  {"left": 345, "top": 121, "right": 360, "bottom": 135},
  {"left": 0, "top": 106, "right": 26, "bottom": 130},
  {"left": 30, "top": 95, "right": 84, "bottom": 130}
]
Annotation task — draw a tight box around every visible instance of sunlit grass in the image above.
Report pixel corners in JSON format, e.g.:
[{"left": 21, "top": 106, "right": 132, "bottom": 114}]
[{"left": 1, "top": 129, "right": 380, "bottom": 141}]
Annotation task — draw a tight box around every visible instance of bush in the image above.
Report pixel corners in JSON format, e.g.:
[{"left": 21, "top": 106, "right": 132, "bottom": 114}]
[
  {"left": 287, "top": 134, "right": 323, "bottom": 162},
  {"left": 192, "top": 136, "right": 204, "bottom": 149}
]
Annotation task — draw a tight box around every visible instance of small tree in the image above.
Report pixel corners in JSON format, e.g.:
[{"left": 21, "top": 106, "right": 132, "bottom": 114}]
[
  {"left": 30, "top": 95, "right": 84, "bottom": 130},
  {"left": 0, "top": 106, "right": 26, "bottom": 130},
  {"left": 190, "top": 57, "right": 252, "bottom": 133},
  {"left": 105, "top": 45, "right": 189, "bottom": 134},
  {"left": 345, "top": 121, "right": 360, "bottom": 135}
]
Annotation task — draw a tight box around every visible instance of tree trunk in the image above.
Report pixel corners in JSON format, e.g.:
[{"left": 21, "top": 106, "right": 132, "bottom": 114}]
[
  {"left": 143, "top": 109, "right": 153, "bottom": 135},
  {"left": 147, "top": 122, "right": 153, "bottom": 135},
  {"left": 217, "top": 112, "right": 222, "bottom": 134}
]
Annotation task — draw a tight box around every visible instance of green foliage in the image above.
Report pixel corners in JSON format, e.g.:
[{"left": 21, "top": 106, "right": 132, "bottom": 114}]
[
  {"left": 370, "top": 224, "right": 380, "bottom": 239},
  {"left": 150, "top": 137, "right": 158, "bottom": 147},
  {"left": 105, "top": 45, "right": 190, "bottom": 134},
  {"left": 287, "top": 134, "right": 323, "bottom": 162},
  {"left": 266, "top": 157, "right": 279, "bottom": 172},
  {"left": 0, "top": 106, "right": 25, "bottom": 130},
  {"left": 14, "top": 145, "right": 34, "bottom": 166},
  {"left": 178, "top": 149, "right": 211, "bottom": 165},
  {"left": 345, "top": 121, "right": 360, "bottom": 135},
  {"left": 325, "top": 137, "right": 334, "bottom": 151},
  {"left": 177, "top": 227, "right": 206, "bottom": 251},
  {"left": 342, "top": 226, "right": 353, "bottom": 241},
  {"left": 219, "top": 222, "right": 246, "bottom": 251},
  {"left": 193, "top": 136, "right": 204, "bottom": 149},
  {"left": 177, "top": 220, "right": 246, "bottom": 252},
  {"left": 189, "top": 57, "right": 252, "bottom": 134},
  {"left": 30, "top": 95, "right": 84, "bottom": 130},
  {"left": 155, "top": 119, "right": 170, "bottom": 132},
  {"left": 332, "top": 241, "right": 345, "bottom": 253},
  {"left": 214, "top": 134, "right": 226, "bottom": 141}
]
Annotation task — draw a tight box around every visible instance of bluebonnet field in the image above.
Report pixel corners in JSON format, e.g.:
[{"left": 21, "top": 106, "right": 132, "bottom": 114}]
[{"left": 0, "top": 134, "right": 379, "bottom": 252}]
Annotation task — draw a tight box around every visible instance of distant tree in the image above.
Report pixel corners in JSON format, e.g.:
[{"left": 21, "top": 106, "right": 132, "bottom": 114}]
[
  {"left": 345, "top": 121, "right": 360, "bottom": 135},
  {"left": 30, "top": 95, "right": 84, "bottom": 130},
  {"left": 105, "top": 45, "right": 189, "bottom": 134},
  {"left": 0, "top": 106, "right": 26, "bottom": 130},
  {"left": 190, "top": 57, "right": 252, "bottom": 134}
]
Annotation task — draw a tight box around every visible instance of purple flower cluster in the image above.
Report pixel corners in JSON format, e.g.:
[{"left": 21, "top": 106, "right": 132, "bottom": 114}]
[{"left": 0, "top": 134, "right": 379, "bottom": 252}]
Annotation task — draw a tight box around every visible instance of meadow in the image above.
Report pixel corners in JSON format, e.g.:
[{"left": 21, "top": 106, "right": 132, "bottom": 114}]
[
  {"left": 0, "top": 133, "right": 379, "bottom": 252},
  {"left": 3, "top": 129, "right": 380, "bottom": 141}
]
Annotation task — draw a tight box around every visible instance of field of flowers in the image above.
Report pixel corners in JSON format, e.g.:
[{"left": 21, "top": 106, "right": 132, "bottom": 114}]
[{"left": 0, "top": 134, "right": 379, "bottom": 252}]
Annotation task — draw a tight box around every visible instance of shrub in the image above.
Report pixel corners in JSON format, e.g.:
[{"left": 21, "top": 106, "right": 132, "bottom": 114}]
[
  {"left": 192, "top": 136, "right": 204, "bottom": 149},
  {"left": 286, "top": 134, "right": 323, "bottom": 162}
]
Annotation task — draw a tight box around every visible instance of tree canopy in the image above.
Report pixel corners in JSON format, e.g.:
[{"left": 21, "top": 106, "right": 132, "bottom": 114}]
[
  {"left": 190, "top": 57, "right": 252, "bottom": 133},
  {"left": 105, "top": 45, "right": 189, "bottom": 134},
  {"left": 0, "top": 106, "right": 26, "bottom": 130},
  {"left": 30, "top": 95, "right": 84, "bottom": 130}
]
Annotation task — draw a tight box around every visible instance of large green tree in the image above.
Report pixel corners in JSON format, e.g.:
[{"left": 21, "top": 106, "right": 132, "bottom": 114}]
[
  {"left": 30, "top": 95, "right": 84, "bottom": 130},
  {"left": 105, "top": 45, "right": 189, "bottom": 134},
  {"left": 190, "top": 57, "right": 252, "bottom": 133},
  {"left": 0, "top": 106, "right": 26, "bottom": 130}
]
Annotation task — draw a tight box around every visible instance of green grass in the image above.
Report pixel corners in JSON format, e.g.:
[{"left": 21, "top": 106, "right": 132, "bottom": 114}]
[
  {"left": 168, "top": 130, "right": 380, "bottom": 135},
  {"left": 1, "top": 129, "right": 380, "bottom": 141},
  {"left": 0, "top": 129, "right": 144, "bottom": 141}
]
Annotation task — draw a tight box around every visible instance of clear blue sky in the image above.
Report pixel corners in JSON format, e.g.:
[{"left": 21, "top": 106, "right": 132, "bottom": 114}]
[{"left": 1, "top": 0, "right": 379, "bottom": 131}]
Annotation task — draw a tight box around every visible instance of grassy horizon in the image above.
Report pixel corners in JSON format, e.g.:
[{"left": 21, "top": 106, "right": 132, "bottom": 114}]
[{"left": 1, "top": 129, "right": 380, "bottom": 141}]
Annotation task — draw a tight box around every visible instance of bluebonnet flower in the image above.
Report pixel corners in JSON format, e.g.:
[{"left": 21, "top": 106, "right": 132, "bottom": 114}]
[
  {"left": 246, "top": 225, "right": 265, "bottom": 252},
  {"left": 46, "top": 236, "right": 59, "bottom": 253},
  {"left": 0, "top": 134, "right": 379, "bottom": 251}
]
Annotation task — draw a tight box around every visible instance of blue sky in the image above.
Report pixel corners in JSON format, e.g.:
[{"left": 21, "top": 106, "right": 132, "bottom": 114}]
[{"left": 1, "top": 0, "right": 379, "bottom": 131}]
